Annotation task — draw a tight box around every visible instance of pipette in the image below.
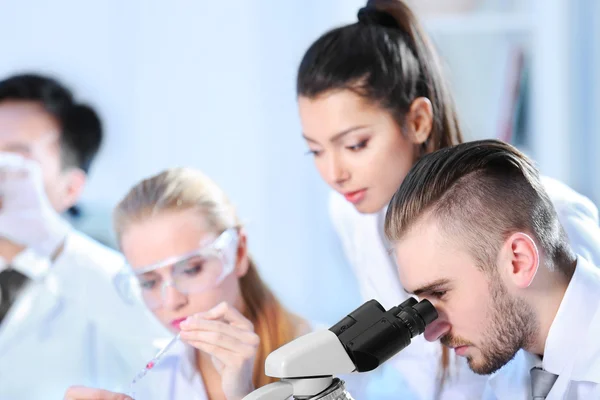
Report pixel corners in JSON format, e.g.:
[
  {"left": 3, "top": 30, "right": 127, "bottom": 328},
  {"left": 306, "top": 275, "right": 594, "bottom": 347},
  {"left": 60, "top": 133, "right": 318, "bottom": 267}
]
[{"left": 128, "top": 332, "right": 181, "bottom": 396}]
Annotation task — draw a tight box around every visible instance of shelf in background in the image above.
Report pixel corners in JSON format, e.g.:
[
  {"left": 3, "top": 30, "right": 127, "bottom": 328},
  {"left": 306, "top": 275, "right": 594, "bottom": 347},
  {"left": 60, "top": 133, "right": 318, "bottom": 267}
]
[{"left": 424, "top": 12, "right": 532, "bottom": 35}]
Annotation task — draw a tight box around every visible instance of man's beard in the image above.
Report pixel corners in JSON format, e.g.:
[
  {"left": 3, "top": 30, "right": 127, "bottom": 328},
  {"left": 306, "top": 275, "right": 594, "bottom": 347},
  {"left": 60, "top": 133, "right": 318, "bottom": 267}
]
[{"left": 441, "top": 275, "right": 538, "bottom": 375}]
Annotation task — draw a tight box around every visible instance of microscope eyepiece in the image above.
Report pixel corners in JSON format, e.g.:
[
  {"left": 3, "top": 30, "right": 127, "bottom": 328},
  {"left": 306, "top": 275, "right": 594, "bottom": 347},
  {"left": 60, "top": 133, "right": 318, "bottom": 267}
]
[
  {"left": 329, "top": 298, "right": 438, "bottom": 372},
  {"left": 393, "top": 297, "right": 437, "bottom": 338},
  {"left": 413, "top": 299, "right": 438, "bottom": 325}
]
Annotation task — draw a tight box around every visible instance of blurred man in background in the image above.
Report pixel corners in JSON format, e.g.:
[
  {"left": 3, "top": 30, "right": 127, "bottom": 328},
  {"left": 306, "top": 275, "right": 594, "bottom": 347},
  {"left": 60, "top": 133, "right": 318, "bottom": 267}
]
[{"left": 0, "top": 73, "right": 165, "bottom": 399}]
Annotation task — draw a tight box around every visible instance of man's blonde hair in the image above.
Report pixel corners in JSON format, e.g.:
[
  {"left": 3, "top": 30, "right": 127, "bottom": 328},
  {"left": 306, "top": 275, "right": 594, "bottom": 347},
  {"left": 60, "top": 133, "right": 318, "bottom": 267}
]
[{"left": 385, "top": 139, "right": 574, "bottom": 274}]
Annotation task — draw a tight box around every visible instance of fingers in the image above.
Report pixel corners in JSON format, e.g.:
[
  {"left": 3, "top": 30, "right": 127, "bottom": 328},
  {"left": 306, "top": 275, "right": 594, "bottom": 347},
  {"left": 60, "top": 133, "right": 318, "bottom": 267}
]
[
  {"left": 63, "top": 385, "right": 133, "bottom": 400},
  {"left": 182, "top": 329, "right": 259, "bottom": 354},
  {"left": 0, "top": 152, "right": 28, "bottom": 181},
  {"left": 181, "top": 317, "right": 258, "bottom": 344},
  {"left": 180, "top": 316, "right": 260, "bottom": 352},
  {"left": 198, "top": 301, "right": 254, "bottom": 330},
  {"left": 0, "top": 165, "right": 28, "bottom": 182},
  {"left": 0, "top": 153, "right": 44, "bottom": 211},
  {"left": 0, "top": 153, "right": 39, "bottom": 183},
  {"left": 185, "top": 340, "right": 254, "bottom": 368},
  {"left": 179, "top": 303, "right": 260, "bottom": 361},
  {"left": 0, "top": 151, "right": 27, "bottom": 167}
]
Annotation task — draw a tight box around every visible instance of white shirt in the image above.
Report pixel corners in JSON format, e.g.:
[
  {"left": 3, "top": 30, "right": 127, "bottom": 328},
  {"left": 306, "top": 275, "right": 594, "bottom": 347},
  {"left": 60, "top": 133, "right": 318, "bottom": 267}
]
[
  {"left": 130, "top": 342, "right": 207, "bottom": 400},
  {"left": 0, "top": 231, "right": 168, "bottom": 400},
  {"left": 328, "top": 176, "right": 600, "bottom": 400},
  {"left": 483, "top": 256, "right": 600, "bottom": 399}
]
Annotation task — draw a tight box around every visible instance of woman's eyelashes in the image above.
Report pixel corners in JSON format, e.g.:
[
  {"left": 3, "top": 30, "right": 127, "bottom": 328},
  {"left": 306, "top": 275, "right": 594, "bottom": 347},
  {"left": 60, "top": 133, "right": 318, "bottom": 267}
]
[
  {"left": 139, "top": 273, "right": 159, "bottom": 290},
  {"left": 183, "top": 263, "right": 203, "bottom": 276}
]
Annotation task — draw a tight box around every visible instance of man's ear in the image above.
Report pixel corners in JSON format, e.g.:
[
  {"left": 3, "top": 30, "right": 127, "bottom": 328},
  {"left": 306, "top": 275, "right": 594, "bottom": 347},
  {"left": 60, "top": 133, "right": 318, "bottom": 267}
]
[
  {"left": 59, "top": 168, "right": 86, "bottom": 213},
  {"left": 405, "top": 97, "right": 433, "bottom": 145},
  {"left": 234, "top": 228, "right": 250, "bottom": 278},
  {"left": 501, "top": 232, "right": 540, "bottom": 289}
]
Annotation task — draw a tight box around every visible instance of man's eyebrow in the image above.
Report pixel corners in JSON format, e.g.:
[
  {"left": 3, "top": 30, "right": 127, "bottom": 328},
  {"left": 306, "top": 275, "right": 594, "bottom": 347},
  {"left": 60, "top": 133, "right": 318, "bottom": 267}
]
[{"left": 405, "top": 278, "right": 452, "bottom": 296}]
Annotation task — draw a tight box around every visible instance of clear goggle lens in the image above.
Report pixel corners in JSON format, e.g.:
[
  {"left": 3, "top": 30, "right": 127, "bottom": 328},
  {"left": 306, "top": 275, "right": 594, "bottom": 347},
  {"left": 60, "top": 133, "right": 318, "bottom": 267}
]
[{"left": 114, "top": 228, "right": 239, "bottom": 309}]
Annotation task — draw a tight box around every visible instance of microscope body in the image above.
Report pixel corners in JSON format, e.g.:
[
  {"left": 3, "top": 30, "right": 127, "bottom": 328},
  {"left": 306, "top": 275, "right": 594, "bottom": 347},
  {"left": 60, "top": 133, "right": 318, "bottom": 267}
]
[{"left": 243, "top": 298, "right": 437, "bottom": 400}]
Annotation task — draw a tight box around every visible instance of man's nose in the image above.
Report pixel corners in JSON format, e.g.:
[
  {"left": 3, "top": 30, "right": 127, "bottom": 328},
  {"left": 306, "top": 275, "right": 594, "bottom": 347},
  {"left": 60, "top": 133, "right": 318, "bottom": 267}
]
[{"left": 424, "top": 319, "right": 451, "bottom": 342}]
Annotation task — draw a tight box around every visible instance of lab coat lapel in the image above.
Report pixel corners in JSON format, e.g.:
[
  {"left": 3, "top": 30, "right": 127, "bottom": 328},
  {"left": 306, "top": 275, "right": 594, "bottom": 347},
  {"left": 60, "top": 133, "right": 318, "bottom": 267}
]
[
  {"left": 544, "top": 349, "right": 579, "bottom": 400},
  {"left": 547, "top": 303, "right": 600, "bottom": 399},
  {"left": 135, "top": 343, "right": 209, "bottom": 400},
  {"left": 354, "top": 210, "right": 405, "bottom": 309},
  {"left": 0, "top": 272, "right": 63, "bottom": 356}
]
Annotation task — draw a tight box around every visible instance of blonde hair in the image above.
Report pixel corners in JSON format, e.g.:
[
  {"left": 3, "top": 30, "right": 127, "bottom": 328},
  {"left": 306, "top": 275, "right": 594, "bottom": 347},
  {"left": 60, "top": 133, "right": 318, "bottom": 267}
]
[{"left": 114, "top": 167, "right": 301, "bottom": 389}]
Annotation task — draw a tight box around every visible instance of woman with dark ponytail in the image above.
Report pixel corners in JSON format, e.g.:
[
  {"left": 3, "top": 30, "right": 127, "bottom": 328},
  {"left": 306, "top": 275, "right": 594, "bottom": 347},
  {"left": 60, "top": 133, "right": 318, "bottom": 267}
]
[{"left": 297, "top": 0, "right": 600, "bottom": 398}]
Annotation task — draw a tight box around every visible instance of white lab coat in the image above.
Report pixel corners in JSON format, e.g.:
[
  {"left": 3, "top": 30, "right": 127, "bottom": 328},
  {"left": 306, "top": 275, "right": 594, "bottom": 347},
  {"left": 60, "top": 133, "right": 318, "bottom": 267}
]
[
  {"left": 0, "top": 231, "right": 169, "bottom": 400},
  {"left": 130, "top": 321, "right": 417, "bottom": 400},
  {"left": 328, "top": 176, "right": 600, "bottom": 400},
  {"left": 482, "top": 256, "right": 600, "bottom": 399}
]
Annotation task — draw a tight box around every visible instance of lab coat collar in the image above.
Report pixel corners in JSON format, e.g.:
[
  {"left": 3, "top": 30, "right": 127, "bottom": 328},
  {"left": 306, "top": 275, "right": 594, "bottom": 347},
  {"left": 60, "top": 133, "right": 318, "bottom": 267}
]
[
  {"left": 487, "top": 256, "right": 600, "bottom": 397},
  {"left": 0, "top": 270, "right": 62, "bottom": 356},
  {"left": 146, "top": 338, "right": 208, "bottom": 399},
  {"left": 179, "top": 341, "right": 198, "bottom": 381},
  {"left": 486, "top": 350, "right": 539, "bottom": 398},
  {"left": 0, "top": 247, "right": 61, "bottom": 355},
  {"left": 543, "top": 256, "right": 600, "bottom": 383},
  {"left": 152, "top": 337, "right": 198, "bottom": 382},
  {"left": 0, "top": 248, "right": 52, "bottom": 281}
]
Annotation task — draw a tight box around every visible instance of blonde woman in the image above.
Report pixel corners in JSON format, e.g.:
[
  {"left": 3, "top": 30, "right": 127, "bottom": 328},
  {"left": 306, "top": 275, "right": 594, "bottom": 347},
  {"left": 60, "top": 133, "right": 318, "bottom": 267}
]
[{"left": 65, "top": 167, "right": 409, "bottom": 400}]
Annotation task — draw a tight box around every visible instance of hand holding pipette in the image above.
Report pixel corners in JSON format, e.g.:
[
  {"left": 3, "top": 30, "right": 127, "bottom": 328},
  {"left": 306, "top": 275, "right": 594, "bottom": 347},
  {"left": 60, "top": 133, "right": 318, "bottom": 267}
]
[
  {"left": 179, "top": 302, "right": 260, "bottom": 400},
  {"left": 63, "top": 302, "right": 258, "bottom": 400}
]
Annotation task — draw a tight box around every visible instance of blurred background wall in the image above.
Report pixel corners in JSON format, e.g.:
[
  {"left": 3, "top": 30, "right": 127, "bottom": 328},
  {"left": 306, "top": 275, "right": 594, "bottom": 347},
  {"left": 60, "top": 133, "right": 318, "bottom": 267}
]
[{"left": 1, "top": 0, "right": 597, "bottom": 324}]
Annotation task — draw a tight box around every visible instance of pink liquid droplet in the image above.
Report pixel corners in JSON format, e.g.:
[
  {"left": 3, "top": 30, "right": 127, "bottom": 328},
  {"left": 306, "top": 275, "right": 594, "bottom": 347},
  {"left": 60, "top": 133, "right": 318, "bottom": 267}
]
[{"left": 146, "top": 361, "right": 155, "bottom": 369}]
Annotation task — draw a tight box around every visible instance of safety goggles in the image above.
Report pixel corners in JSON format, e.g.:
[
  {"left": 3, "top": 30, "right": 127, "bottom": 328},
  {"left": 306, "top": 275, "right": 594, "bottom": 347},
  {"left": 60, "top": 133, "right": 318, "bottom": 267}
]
[{"left": 114, "top": 228, "right": 239, "bottom": 310}]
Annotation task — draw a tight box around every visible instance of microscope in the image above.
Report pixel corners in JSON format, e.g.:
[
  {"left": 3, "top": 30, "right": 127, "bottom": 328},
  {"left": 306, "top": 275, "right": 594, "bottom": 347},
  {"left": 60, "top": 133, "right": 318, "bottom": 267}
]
[{"left": 243, "top": 297, "right": 437, "bottom": 400}]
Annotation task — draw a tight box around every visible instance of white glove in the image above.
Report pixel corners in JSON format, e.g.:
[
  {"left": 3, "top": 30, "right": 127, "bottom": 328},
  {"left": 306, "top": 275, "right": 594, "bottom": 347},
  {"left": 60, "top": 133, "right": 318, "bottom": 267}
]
[{"left": 0, "top": 152, "right": 71, "bottom": 259}]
